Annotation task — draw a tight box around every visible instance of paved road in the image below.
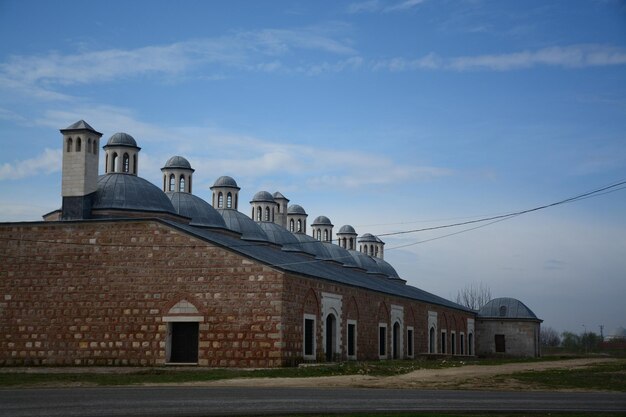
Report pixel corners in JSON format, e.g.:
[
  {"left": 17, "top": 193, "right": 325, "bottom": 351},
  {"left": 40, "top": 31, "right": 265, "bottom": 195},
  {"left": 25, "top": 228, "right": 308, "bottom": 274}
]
[{"left": 1, "top": 387, "right": 625, "bottom": 416}]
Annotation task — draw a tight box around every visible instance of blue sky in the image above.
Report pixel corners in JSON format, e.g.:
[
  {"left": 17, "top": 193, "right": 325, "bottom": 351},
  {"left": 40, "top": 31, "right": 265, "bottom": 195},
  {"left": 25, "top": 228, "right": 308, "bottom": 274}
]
[{"left": 1, "top": 0, "right": 625, "bottom": 336}]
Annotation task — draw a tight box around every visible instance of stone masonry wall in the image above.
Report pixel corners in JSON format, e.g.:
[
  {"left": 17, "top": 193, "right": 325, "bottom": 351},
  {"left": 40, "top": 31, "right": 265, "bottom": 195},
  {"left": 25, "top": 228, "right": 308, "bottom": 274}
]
[
  {"left": 475, "top": 319, "right": 540, "bottom": 357},
  {"left": 0, "top": 220, "right": 284, "bottom": 367}
]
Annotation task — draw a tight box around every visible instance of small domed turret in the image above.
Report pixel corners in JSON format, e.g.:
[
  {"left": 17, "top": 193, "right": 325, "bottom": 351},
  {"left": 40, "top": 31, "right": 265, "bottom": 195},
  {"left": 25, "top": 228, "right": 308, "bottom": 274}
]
[
  {"left": 358, "top": 233, "right": 385, "bottom": 259},
  {"left": 287, "top": 204, "right": 308, "bottom": 233},
  {"left": 337, "top": 224, "right": 358, "bottom": 250},
  {"left": 250, "top": 191, "right": 277, "bottom": 222},
  {"left": 312, "top": 215, "right": 333, "bottom": 243},
  {"left": 210, "top": 176, "right": 240, "bottom": 209},
  {"left": 273, "top": 191, "right": 289, "bottom": 228},
  {"left": 103, "top": 132, "right": 141, "bottom": 175},
  {"left": 161, "top": 156, "right": 194, "bottom": 193}
]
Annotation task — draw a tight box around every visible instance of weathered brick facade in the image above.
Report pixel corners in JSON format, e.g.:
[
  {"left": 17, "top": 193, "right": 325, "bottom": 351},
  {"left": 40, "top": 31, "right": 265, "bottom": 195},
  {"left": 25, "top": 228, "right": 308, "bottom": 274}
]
[{"left": 1, "top": 219, "right": 474, "bottom": 367}]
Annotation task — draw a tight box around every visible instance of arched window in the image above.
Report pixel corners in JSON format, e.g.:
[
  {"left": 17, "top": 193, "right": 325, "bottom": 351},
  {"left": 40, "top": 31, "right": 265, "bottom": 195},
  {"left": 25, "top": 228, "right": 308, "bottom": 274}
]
[
  {"left": 122, "top": 153, "right": 130, "bottom": 173},
  {"left": 66, "top": 138, "right": 73, "bottom": 152},
  {"left": 289, "top": 219, "right": 295, "bottom": 232},
  {"left": 297, "top": 219, "right": 302, "bottom": 232},
  {"left": 105, "top": 154, "right": 109, "bottom": 173},
  {"left": 169, "top": 174, "right": 175, "bottom": 191},
  {"left": 370, "top": 244, "right": 374, "bottom": 256},
  {"left": 218, "top": 192, "right": 224, "bottom": 208},
  {"left": 111, "top": 152, "right": 118, "bottom": 172},
  {"left": 93, "top": 139, "right": 98, "bottom": 154},
  {"left": 468, "top": 333, "right": 474, "bottom": 355},
  {"left": 324, "top": 230, "right": 329, "bottom": 242},
  {"left": 265, "top": 207, "right": 270, "bottom": 221},
  {"left": 256, "top": 207, "right": 262, "bottom": 221},
  {"left": 133, "top": 154, "right": 137, "bottom": 174},
  {"left": 429, "top": 327, "right": 435, "bottom": 353},
  {"left": 188, "top": 176, "right": 192, "bottom": 193},
  {"left": 179, "top": 175, "right": 185, "bottom": 192},
  {"left": 316, "top": 229, "right": 321, "bottom": 240},
  {"left": 226, "top": 192, "right": 232, "bottom": 208},
  {"left": 163, "top": 175, "right": 166, "bottom": 191},
  {"left": 235, "top": 194, "right": 238, "bottom": 209},
  {"left": 76, "top": 137, "right": 81, "bottom": 152},
  {"left": 87, "top": 139, "right": 92, "bottom": 153},
  {"left": 375, "top": 246, "right": 379, "bottom": 258},
  {"left": 349, "top": 238, "right": 354, "bottom": 250}
]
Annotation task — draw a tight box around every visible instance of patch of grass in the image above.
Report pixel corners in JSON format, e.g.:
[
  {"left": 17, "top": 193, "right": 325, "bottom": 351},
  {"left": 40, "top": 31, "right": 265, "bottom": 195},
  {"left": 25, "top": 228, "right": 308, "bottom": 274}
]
[{"left": 508, "top": 359, "right": 626, "bottom": 392}]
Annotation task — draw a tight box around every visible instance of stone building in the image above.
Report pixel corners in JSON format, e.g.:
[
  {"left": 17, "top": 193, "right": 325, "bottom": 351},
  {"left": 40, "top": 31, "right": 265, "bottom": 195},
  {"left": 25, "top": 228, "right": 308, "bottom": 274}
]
[
  {"left": 0, "top": 121, "right": 539, "bottom": 366},
  {"left": 475, "top": 298, "right": 542, "bottom": 357}
]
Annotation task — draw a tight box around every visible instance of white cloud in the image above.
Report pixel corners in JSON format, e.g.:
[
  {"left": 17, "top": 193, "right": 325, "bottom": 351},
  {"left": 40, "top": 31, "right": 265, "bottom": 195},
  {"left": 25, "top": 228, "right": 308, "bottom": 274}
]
[
  {"left": 374, "top": 45, "right": 626, "bottom": 72},
  {"left": 347, "top": 0, "right": 428, "bottom": 13},
  {"left": 383, "top": 0, "right": 428, "bottom": 12},
  {"left": 0, "top": 148, "right": 61, "bottom": 180}
]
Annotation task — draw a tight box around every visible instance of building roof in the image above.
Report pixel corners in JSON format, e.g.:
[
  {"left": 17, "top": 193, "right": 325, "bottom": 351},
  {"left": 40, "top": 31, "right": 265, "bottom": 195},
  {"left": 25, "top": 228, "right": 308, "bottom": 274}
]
[
  {"left": 92, "top": 174, "right": 176, "bottom": 214},
  {"left": 163, "top": 219, "right": 472, "bottom": 313},
  {"left": 478, "top": 297, "right": 540, "bottom": 320},
  {"left": 312, "top": 215, "right": 333, "bottom": 226},
  {"left": 105, "top": 132, "right": 138, "bottom": 148},
  {"left": 372, "top": 256, "right": 400, "bottom": 279},
  {"left": 338, "top": 224, "right": 357, "bottom": 235},
  {"left": 166, "top": 191, "right": 226, "bottom": 229},
  {"left": 211, "top": 176, "right": 240, "bottom": 189},
  {"left": 291, "top": 233, "right": 334, "bottom": 260},
  {"left": 162, "top": 156, "right": 193, "bottom": 171},
  {"left": 251, "top": 191, "right": 275, "bottom": 203},
  {"left": 257, "top": 222, "right": 302, "bottom": 252},
  {"left": 215, "top": 208, "right": 268, "bottom": 242},
  {"left": 348, "top": 250, "right": 386, "bottom": 276},
  {"left": 287, "top": 204, "right": 307, "bottom": 215},
  {"left": 61, "top": 120, "right": 103, "bottom": 135},
  {"left": 273, "top": 191, "right": 288, "bottom": 201}
]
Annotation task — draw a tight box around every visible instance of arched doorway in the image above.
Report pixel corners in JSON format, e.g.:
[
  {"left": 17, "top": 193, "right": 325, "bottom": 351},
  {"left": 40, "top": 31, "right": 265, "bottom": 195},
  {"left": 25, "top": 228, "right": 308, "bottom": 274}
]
[
  {"left": 392, "top": 322, "right": 401, "bottom": 359},
  {"left": 325, "top": 314, "right": 337, "bottom": 361}
]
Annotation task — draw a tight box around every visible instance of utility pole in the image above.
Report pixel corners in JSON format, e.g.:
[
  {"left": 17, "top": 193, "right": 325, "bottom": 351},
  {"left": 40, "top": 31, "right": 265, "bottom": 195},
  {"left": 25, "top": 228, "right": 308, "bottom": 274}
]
[{"left": 599, "top": 325, "right": 604, "bottom": 340}]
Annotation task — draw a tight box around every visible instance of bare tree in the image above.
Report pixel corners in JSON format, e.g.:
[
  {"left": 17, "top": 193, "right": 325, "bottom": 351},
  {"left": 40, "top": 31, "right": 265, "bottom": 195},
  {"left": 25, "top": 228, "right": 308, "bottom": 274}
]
[
  {"left": 455, "top": 282, "right": 492, "bottom": 310},
  {"left": 540, "top": 326, "right": 561, "bottom": 347}
]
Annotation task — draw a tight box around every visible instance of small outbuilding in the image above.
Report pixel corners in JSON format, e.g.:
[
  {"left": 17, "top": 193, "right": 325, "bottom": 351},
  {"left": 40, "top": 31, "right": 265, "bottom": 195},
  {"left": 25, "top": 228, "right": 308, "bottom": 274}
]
[{"left": 475, "top": 297, "right": 542, "bottom": 357}]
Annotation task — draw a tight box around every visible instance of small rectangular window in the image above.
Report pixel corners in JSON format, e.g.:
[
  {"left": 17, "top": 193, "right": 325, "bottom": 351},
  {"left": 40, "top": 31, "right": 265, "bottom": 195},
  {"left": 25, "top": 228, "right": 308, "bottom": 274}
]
[
  {"left": 379, "top": 324, "right": 387, "bottom": 358},
  {"left": 407, "top": 328, "right": 414, "bottom": 358},
  {"left": 303, "top": 316, "right": 316, "bottom": 359},
  {"left": 347, "top": 322, "right": 356, "bottom": 358},
  {"left": 495, "top": 334, "right": 506, "bottom": 353}
]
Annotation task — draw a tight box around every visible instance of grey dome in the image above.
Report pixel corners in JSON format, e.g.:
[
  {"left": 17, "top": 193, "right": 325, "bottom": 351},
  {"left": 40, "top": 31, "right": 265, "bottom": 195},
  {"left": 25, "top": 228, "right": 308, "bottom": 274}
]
[
  {"left": 358, "top": 233, "right": 381, "bottom": 243},
  {"left": 163, "top": 156, "right": 193, "bottom": 170},
  {"left": 372, "top": 257, "right": 400, "bottom": 279},
  {"left": 338, "top": 225, "right": 357, "bottom": 235},
  {"left": 322, "top": 242, "right": 359, "bottom": 267},
  {"left": 288, "top": 204, "right": 307, "bottom": 215},
  {"left": 93, "top": 174, "right": 175, "bottom": 214},
  {"left": 312, "top": 215, "right": 332, "bottom": 226},
  {"left": 257, "top": 222, "right": 301, "bottom": 252},
  {"left": 292, "top": 233, "right": 333, "bottom": 260},
  {"left": 349, "top": 250, "right": 385, "bottom": 275},
  {"left": 212, "top": 176, "right": 240, "bottom": 189},
  {"left": 251, "top": 191, "right": 275, "bottom": 203},
  {"left": 216, "top": 209, "right": 268, "bottom": 242},
  {"left": 106, "top": 132, "right": 138, "bottom": 148},
  {"left": 166, "top": 192, "right": 226, "bottom": 229},
  {"left": 478, "top": 298, "right": 539, "bottom": 319}
]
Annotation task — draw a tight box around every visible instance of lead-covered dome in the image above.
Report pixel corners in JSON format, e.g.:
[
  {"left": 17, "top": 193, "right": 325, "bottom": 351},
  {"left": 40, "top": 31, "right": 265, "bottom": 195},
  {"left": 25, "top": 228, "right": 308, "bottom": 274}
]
[
  {"left": 216, "top": 209, "right": 268, "bottom": 242},
  {"left": 106, "top": 132, "right": 138, "bottom": 148},
  {"left": 166, "top": 192, "right": 226, "bottom": 229},
  {"left": 257, "top": 222, "right": 301, "bottom": 252},
  {"left": 92, "top": 173, "right": 175, "bottom": 214},
  {"left": 212, "top": 176, "right": 239, "bottom": 189},
  {"left": 478, "top": 298, "right": 539, "bottom": 319},
  {"left": 338, "top": 225, "right": 357, "bottom": 234},
  {"left": 358, "top": 233, "right": 380, "bottom": 243},
  {"left": 163, "top": 156, "right": 192, "bottom": 170},
  {"left": 292, "top": 233, "right": 333, "bottom": 260},
  {"left": 287, "top": 204, "right": 307, "bottom": 215},
  {"left": 251, "top": 191, "right": 275, "bottom": 203},
  {"left": 322, "top": 242, "right": 359, "bottom": 267},
  {"left": 372, "top": 257, "right": 400, "bottom": 279},
  {"left": 348, "top": 250, "right": 385, "bottom": 275},
  {"left": 312, "top": 215, "right": 332, "bottom": 225}
]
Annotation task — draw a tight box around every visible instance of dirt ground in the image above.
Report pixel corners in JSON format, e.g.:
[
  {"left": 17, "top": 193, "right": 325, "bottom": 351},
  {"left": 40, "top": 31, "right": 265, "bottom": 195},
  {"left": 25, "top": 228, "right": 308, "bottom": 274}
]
[{"left": 191, "top": 357, "right": 616, "bottom": 391}]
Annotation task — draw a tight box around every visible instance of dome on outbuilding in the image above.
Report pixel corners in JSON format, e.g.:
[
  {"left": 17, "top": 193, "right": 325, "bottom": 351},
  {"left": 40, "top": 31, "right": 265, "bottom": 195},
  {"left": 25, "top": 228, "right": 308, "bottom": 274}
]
[
  {"left": 216, "top": 209, "right": 269, "bottom": 242},
  {"left": 338, "top": 225, "right": 357, "bottom": 234},
  {"left": 251, "top": 191, "right": 275, "bottom": 203},
  {"left": 287, "top": 204, "right": 307, "bottom": 215},
  {"left": 478, "top": 298, "right": 539, "bottom": 319},
  {"left": 106, "top": 132, "right": 138, "bottom": 148},
  {"left": 163, "top": 156, "right": 193, "bottom": 170},
  {"left": 166, "top": 192, "right": 226, "bottom": 229},
  {"left": 92, "top": 174, "right": 175, "bottom": 214},
  {"left": 312, "top": 215, "right": 332, "bottom": 226},
  {"left": 212, "top": 176, "right": 240, "bottom": 189}
]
